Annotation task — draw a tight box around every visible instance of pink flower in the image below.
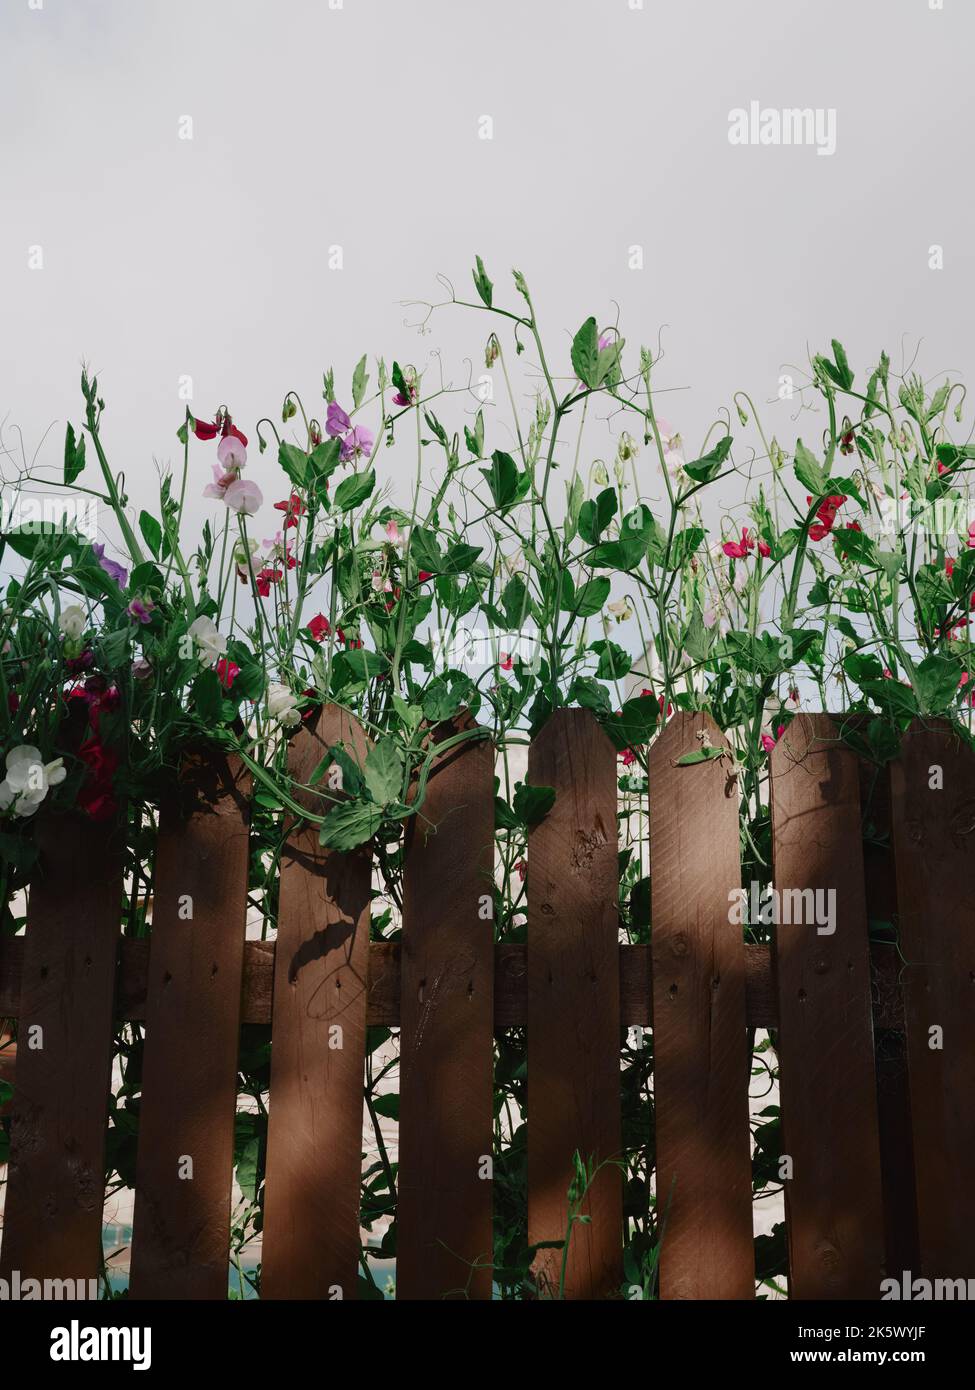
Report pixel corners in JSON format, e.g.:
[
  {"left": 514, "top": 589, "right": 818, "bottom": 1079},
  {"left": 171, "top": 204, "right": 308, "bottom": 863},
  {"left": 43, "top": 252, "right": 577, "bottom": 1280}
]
[
  {"left": 385, "top": 519, "right": 402, "bottom": 545},
  {"left": 499, "top": 652, "right": 513, "bottom": 671},
  {"left": 757, "top": 538, "right": 771, "bottom": 557},
  {"left": 224, "top": 479, "right": 263, "bottom": 515},
  {"left": 967, "top": 522, "right": 975, "bottom": 550},
  {"left": 760, "top": 733, "right": 776, "bottom": 753},
  {"left": 217, "top": 434, "right": 247, "bottom": 471}
]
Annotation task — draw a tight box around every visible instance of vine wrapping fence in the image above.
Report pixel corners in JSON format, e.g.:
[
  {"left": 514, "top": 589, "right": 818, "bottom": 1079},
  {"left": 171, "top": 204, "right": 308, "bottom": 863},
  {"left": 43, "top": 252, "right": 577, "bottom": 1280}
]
[{"left": 0, "top": 708, "right": 971, "bottom": 1300}]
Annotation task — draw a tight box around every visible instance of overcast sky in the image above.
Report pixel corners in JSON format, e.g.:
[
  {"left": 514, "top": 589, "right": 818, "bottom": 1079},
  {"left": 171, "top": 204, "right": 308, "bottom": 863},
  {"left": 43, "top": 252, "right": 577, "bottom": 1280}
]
[{"left": 1, "top": 0, "right": 972, "bottom": 557}]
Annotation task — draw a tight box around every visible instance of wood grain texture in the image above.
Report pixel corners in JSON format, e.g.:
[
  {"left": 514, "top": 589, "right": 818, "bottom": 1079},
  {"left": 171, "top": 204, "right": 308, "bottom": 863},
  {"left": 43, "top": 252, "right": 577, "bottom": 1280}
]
[
  {"left": 0, "top": 815, "right": 122, "bottom": 1283},
  {"left": 859, "top": 756, "right": 919, "bottom": 1279},
  {"left": 527, "top": 709, "right": 622, "bottom": 1299},
  {"left": 889, "top": 720, "right": 975, "bottom": 1279},
  {"left": 770, "top": 714, "right": 884, "bottom": 1299},
  {"left": 396, "top": 715, "right": 495, "bottom": 1300},
  {"left": 648, "top": 712, "right": 754, "bottom": 1299},
  {"left": 128, "top": 752, "right": 251, "bottom": 1300},
  {"left": 1, "top": 931, "right": 912, "bottom": 1034},
  {"left": 261, "top": 706, "right": 371, "bottom": 1300}
]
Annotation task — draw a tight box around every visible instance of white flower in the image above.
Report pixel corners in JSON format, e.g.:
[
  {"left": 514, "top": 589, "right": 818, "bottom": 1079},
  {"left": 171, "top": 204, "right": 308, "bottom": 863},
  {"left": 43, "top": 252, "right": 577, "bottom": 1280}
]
[
  {"left": 607, "top": 598, "right": 633, "bottom": 623},
  {"left": 267, "top": 682, "right": 301, "bottom": 728},
  {"left": 58, "top": 605, "right": 87, "bottom": 640},
  {"left": 0, "top": 745, "right": 66, "bottom": 818},
  {"left": 187, "top": 615, "right": 227, "bottom": 665}
]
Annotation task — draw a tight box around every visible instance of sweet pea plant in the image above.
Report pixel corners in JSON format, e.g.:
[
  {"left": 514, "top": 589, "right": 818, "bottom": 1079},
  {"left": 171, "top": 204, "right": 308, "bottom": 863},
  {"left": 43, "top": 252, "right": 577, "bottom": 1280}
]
[{"left": 2, "top": 257, "right": 974, "bottom": 1297}]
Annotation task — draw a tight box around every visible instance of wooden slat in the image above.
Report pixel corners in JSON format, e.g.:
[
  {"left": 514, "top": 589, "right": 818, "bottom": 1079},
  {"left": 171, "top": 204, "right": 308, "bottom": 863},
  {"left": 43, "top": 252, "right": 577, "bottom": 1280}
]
[
  {"left": 128, "top": 752, "right": 251, "bottom": 1300},
  {"left": 648, "top": 712, "right": 754, "bottom": 1299},
  {"left": 527, "top": 708, "right": 622, "bottom": 1299},
  {"left": 261, "top": 706, "right": 371, "bottom": 1300},
  {"left": 859, "top": 756, "right": 919, "bottom": 1278},
  {"left": 770, "top": 714, "right": 884, "bottom": 1299},
  {"left": 0, "top": 815, "right": 122, "bottom": 1284},
  {"left": 397, "top": 714, "right": 495, "bottom": 1300},
  {"left": 889, "top": 720, "right": 975, "bottom": 1278},
  {"left": 3, "top": 934, "right": 913, "bottom": 1034}
]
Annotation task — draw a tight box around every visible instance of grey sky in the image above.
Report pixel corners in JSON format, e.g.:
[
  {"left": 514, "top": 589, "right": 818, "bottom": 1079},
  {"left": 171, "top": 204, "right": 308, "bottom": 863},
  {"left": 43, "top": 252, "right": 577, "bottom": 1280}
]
[{"left": 1, "top": 0, "right": 971, "bottom": 555}]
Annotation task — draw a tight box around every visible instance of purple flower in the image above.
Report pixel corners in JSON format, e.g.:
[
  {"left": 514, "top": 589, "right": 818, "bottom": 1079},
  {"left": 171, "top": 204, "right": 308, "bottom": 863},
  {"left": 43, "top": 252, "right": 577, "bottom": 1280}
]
[
  {"left": 92, "top": 543, "right": 128, "bottom": 588},
  {"left": 127, "top": 596, "right": 155, "bottom": 625},
  {"left": 325, "top": 402, "right": 352, "bottom": 438},
  {"left": 340, "top": 425, "right": 374, "bottom": 463}
]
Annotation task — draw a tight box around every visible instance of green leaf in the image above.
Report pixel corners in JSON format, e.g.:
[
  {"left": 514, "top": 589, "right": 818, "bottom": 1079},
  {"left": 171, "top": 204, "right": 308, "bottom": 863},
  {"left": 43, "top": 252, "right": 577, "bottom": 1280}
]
[
  {"left": 192, "top": 669, "right": 224, "bottom": 721},
  {"left": 442, "top": 542, "right": 483, "bottom": 574},
  {"left": 570, "top": 316, "right": 600, "bottom": 387},
  {"left": 318, "top": 801, "right": 384, "bottom": 851},
  {"left": 675, "top": 747, "right": 727, "bottom": 765},
  {"left": 567, "top": 675, "right": 612, "bottom": 715},
  {"left": 333, "top": 469, "right": 376, "bottom": 511},
  {"left": 590, "top": 638, "right": 630, "bottom": 680},
  {"left": 363, "top": 738, "right": 405, "bottom": 806},
  {"left": 512, "top": 782, "right": 556, "bottom": 826},
  {"left": 138, "top": 510, "right": 162, "bottom": 560},
  {"left": 309, "top": 437, "right": 341, "bottom": 481},
  {"left": 567, "top": 576, "right": 610, "bottom": 618},
  {"left": 352, "top": 354, "right": 369, "bottom": 409},
  {"left": 914, "top": 653, "right": 963, "bottom": 715},
  {"left": 602, "top": 694, "right": 659, "bottom": 751},
  {"left": 64, "top": 422, "right": 86, "bottom": 485},
  {"left": 833, "top": 527, "right": 880, "bottom": 568},
  {"left": 794, "top": 440, "right": 827, "bottom": 497},
  {"left": 472, "top": 255, "right": 493, "bottom": 308},
  {"left": 279, "top": 441, "right": 309, "bottom": 487},
  {"left": 683, "top": 435, "right": 732, "bottom": 484},
  {"left": 578, "top": 488, "right": 618, "bottom": 544},
  {"left": 479, "top": 449, "right": 519, "bottom": 509},
  {"left": 371, "top": 1092, "right": 400, "bottom": 1121}
]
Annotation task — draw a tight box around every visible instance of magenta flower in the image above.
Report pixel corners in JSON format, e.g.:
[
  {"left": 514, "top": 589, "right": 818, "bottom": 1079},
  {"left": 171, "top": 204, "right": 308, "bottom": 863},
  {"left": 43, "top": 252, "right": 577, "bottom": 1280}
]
[
  {"left": 91, "top": 543, "right": 128, "bottom": 588},
  {"left": 325, "top": 402, "right": 352, "bottom": 437},
  {"left": 127, "top": 596, "right": 155, "bottom": 625},
  {"left": 340, "top": 425, "right": 374, "bottom": 463}
]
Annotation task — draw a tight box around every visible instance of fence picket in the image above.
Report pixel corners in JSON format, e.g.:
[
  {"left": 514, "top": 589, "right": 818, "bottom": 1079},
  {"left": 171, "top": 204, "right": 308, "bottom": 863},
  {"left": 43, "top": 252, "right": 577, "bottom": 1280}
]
[
  {"left": 857, "top": 753, "right": 919, "bottom": 1279},
  {"left": 770, "top": 714, "right": 884, "bottom": 1298},
  {"left": 648, "top": 712, "right": 754, "bottom": 1299},
  {"left": 128, "top": 751, "right": 251, "bottom": 1299},
  {"left": 527, "top": 708, "right": 622, "bottom": 1299},
  {"left": 261, "top": 705, "right": 371, "bottom": 1300},
  {"left": 396, "top": 713, "right": 495, "bottom": 1300},
  {"left": 889, "top": 720, "right": 975, "bottom": 1279},
  {"left": 0, "top": 815, "right": 122, "bottom": 1286}
]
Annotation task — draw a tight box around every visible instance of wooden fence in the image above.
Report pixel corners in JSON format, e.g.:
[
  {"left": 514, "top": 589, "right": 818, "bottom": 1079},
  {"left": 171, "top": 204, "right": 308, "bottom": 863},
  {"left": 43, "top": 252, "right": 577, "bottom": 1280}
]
[{"left": 0, "top": 707, "right": 972, "bottom": 1300}]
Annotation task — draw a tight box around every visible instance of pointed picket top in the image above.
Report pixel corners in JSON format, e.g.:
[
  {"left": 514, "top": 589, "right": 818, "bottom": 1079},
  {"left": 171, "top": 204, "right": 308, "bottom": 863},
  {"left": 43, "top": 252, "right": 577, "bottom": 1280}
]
[
  {"left": 287, "top": 701, "right": 370, "bottom": 815},
  {"left": 530, "top": 703, "right": 616, "bottom": 759},
  {"left": 648, "top": 707, "right": 735, "bottom": 780}
]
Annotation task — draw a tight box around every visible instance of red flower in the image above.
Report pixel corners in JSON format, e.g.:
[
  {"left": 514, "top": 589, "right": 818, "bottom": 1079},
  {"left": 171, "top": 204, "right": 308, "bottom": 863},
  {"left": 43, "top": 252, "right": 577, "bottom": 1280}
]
[
  {"left": 216, "top": 658, "right": 239, "bottom": 690},
  {"left": 845, "top": 521, "right": 862, "bottom": 532},
  {"left": 255, "top": 566, "right": 283, "bottom": 597},
  {"left": 417, "top": 571, "right": 433, "bottom": 582},
  {"left": 76, "top": 736, "right": 119, "bottom": 822},
  {"left": 808, "top": 493, "right": 846, "bottom": 541},
  {"left": 274, "top": 493, "right": 306, "bottom": 529},
  {"left": 193, "top": 413, "right": 248, "bottom": 447},
  {"left": 307, "top": 614, "right": 331, "bottom": 643},
  {"left": 757, "top": 538, "right": 771, "bottom": 557}
]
